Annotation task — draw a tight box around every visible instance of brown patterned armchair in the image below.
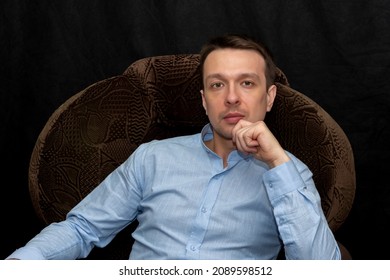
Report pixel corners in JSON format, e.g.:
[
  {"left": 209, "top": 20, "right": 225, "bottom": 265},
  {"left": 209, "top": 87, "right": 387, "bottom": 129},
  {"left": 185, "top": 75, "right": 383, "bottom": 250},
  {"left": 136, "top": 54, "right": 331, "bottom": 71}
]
[{"left": 28, "top": 54, "right": 356, "bottom": 259}]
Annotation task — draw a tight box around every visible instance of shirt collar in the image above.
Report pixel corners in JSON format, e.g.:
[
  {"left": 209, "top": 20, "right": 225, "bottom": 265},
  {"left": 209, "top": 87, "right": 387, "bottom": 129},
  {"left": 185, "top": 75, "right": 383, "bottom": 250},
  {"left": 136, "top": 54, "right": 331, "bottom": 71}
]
[{"left": 200, "top": 123, "right": 252, "bottom": 162}]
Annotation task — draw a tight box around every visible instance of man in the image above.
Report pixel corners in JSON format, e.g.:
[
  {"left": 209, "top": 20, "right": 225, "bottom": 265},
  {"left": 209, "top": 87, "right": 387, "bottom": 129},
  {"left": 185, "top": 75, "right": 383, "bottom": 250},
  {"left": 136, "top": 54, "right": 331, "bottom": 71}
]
[{"left": 7, "top": 34, "right": 341, "bottom": 260}]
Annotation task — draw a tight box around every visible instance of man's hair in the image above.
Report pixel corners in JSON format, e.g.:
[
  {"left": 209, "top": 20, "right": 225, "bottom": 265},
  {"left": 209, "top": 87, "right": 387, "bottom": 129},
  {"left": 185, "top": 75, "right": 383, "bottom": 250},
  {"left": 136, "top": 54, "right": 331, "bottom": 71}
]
[{"left": 199, "top": 34, "right": 276, "bottom": 89}]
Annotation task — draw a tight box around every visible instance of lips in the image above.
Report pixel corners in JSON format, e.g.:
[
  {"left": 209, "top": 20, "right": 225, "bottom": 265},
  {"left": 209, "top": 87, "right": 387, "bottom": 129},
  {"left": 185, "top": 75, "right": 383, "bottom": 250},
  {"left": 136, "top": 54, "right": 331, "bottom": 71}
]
[{"left": 223, "top": 112, "right": 245, "bottom": 124}]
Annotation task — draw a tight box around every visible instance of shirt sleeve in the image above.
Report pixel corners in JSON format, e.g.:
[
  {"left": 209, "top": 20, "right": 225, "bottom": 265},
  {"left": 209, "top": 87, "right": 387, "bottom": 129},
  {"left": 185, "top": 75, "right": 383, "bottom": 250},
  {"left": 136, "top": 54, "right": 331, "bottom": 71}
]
[
  {"left": 6, "top": 146, "right": 145, "bottom": 260},
  {"left": 263, "top": 153, "right": 342, "bottom": 260}
]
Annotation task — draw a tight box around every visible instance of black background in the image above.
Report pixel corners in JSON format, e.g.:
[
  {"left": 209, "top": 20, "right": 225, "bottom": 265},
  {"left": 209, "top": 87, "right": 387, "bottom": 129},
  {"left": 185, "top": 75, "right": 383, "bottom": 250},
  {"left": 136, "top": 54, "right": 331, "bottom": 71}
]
[{"left": 1, "top": 0, "right": 389, "bottom": 259}]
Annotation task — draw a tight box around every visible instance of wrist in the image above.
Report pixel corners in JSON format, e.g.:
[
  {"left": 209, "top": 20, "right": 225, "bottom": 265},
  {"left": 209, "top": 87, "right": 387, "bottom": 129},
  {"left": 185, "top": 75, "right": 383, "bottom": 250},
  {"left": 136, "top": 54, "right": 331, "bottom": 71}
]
[{"left": 268, "top": 153, "right": 290, "bottom": 168}]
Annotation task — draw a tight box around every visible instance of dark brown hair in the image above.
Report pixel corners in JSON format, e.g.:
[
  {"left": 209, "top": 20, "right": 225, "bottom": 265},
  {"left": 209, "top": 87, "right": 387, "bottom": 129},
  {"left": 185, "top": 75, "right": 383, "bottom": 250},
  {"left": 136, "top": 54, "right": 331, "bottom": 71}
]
[{"left": 199, "top": 34, "right": 276, "bottom": 89}]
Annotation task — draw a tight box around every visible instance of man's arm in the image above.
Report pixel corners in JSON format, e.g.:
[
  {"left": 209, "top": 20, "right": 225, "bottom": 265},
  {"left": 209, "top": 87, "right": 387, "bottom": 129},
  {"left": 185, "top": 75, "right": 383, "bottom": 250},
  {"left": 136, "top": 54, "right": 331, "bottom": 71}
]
[
  {"left": 233, "top": 119, "right": 341, "bottom": 259},
  {"left": 263, "top": 157, "right": 341, "bottom": 259}
]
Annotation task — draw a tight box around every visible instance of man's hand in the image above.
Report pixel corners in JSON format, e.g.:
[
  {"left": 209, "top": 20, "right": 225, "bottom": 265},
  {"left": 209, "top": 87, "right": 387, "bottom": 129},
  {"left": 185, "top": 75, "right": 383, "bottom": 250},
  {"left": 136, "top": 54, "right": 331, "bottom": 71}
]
[{"left": 232, "top": 119, "right": 290, "bottom": 168}]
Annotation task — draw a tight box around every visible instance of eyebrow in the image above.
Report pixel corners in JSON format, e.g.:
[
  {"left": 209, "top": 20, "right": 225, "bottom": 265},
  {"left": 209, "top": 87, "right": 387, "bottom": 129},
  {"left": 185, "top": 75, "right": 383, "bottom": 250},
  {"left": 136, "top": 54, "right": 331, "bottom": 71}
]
[{"left": 205, "top": 73, "right": 261, "bottom": 81}]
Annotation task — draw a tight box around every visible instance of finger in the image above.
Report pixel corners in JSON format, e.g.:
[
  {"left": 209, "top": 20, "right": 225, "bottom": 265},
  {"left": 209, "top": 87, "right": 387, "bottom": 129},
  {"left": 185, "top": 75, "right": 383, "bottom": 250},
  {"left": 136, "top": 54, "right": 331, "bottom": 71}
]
[
  {"left": 243, "top": 134, "right": 260, "bottom": 153},
  {"left": 235, "top": 127, "right": 259, "bottom": 154},
  {"left": 232, "top": 119, "right": 251, "bottom": 143}
]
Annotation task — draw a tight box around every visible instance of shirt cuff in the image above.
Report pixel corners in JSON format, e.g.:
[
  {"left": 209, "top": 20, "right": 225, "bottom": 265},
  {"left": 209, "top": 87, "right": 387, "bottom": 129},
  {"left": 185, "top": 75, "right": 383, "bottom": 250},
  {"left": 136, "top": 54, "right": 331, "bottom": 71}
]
[
  {"left": 6, "top": 247, "right": 46, "bottom": 260},
  {"left": 263, "top": 160, "right": 306, "bottom": 202}
]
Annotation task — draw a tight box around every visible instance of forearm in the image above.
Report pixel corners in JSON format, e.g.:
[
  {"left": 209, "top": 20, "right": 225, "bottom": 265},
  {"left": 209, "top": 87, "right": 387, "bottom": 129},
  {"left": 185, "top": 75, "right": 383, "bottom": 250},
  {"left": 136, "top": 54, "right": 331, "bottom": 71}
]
[
  {"left": 263, "top": 155, "right": 341, "bottom": 260},
  {"left": 6, "top": 221, "right": 93, "bottom": 260}
]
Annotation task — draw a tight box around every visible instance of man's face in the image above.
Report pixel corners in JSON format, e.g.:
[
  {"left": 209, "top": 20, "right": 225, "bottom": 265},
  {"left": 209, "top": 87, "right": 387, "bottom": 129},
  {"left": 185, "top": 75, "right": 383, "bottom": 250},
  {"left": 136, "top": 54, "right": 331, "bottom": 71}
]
[{"left": 201, "top": 48, "right": 276, "bottom": 141}]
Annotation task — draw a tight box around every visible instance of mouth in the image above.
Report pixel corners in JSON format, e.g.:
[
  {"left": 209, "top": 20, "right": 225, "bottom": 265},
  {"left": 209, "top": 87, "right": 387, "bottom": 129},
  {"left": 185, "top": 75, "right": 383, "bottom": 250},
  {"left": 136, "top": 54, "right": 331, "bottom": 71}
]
[{"left": 223, "top": 112, "right": 245, "bottom": 124}]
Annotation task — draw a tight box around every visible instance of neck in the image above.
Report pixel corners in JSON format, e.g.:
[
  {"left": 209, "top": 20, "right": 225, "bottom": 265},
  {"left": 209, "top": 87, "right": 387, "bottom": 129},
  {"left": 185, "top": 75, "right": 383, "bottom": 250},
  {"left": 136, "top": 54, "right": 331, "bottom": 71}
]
[{"left": 205, "top": 138, "right": 236, "bottom": 168}]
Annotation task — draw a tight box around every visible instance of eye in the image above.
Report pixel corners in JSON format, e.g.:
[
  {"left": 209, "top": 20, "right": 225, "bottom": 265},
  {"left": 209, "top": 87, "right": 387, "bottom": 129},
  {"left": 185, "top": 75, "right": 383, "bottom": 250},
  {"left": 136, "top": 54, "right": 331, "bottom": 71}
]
[
  {"left": 241, "top": 80, "right": 254, "bottom": 87},
  {"left": 211, "top": 82, "right": 224, "bottom": 89}
]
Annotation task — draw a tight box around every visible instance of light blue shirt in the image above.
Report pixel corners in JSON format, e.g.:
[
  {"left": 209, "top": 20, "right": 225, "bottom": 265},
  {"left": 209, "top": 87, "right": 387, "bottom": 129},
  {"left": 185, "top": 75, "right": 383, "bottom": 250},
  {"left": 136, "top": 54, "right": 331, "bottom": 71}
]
[{"left": 8, "top": 124, "right": 340, "bottom": 260}]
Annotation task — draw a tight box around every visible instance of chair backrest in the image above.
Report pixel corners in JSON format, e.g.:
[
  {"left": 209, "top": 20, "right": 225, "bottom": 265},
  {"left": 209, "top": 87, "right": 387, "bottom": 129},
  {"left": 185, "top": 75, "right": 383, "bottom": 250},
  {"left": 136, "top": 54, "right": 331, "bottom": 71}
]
[{"left": 28, "top": 54, "right": 356, "bottom": 259}]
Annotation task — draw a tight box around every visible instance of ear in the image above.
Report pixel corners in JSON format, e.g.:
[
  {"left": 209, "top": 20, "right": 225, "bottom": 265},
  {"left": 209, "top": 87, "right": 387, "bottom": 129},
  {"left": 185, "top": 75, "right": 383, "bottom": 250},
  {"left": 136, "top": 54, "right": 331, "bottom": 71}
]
[
  {"left": 200, "top": 90, "right": 208, "bottom": 115},
  {"left": 266, "top": 85, "right": 277, "bottom": 112}
]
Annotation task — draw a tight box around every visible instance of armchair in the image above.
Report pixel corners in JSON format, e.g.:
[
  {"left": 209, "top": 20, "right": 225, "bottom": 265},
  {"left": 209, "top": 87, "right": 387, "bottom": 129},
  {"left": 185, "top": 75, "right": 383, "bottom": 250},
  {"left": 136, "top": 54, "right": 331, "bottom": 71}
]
[{"left": 28, "top": 54, "right": 356, "bottom": 259}]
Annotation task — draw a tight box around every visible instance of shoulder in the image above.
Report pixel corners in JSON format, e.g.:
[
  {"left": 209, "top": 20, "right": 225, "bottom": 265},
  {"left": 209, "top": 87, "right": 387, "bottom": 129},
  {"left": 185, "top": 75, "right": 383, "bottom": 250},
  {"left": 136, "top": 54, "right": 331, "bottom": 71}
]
[{"left": 136, "top": 133, "right": 202, "bottom": 154}]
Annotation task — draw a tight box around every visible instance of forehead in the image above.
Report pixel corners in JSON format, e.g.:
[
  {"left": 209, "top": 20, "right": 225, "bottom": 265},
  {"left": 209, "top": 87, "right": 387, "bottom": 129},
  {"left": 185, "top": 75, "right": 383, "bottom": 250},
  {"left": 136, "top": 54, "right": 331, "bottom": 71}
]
[{"left": 203, "top": 48, "right": 266, "bottom": 76}]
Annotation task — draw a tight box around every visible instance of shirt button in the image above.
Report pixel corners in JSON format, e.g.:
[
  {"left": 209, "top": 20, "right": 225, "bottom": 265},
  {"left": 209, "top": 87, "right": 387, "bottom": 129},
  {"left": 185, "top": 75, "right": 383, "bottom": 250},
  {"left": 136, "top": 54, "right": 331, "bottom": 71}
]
[
  {"left": 190, "top": 245, "right": 196, "bottom": 251},
  {"left": 201, "top": 207, "right": 207, "bottom": 213}
]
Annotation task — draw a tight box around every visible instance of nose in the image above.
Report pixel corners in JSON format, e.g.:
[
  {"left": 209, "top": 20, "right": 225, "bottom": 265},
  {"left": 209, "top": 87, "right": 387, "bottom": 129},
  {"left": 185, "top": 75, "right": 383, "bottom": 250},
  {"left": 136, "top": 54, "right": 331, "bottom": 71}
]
[{"left": 225, "top": 84, "right": 240, "bottom": 106}]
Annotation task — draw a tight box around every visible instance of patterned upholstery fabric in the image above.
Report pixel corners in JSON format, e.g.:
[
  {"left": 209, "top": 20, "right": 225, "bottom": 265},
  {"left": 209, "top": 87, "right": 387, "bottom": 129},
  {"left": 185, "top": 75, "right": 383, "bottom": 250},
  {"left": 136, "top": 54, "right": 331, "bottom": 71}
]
[{"left": 28, "top": 54, "right": 356, "bottom": 259}]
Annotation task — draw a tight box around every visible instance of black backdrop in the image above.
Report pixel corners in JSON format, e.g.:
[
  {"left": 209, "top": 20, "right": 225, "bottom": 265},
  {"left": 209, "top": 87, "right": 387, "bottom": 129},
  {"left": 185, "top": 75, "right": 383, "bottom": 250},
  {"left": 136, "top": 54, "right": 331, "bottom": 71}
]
[{"left": 1, "top": 0, "right": 389, "bottom": 260}]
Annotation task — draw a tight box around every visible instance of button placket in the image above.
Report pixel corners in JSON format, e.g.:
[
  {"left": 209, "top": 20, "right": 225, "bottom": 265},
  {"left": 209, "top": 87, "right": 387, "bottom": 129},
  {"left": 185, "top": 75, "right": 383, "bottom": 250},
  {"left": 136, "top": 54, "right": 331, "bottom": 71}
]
[{"left": 185, "top": 173, "right": 224, "bottom": 259}]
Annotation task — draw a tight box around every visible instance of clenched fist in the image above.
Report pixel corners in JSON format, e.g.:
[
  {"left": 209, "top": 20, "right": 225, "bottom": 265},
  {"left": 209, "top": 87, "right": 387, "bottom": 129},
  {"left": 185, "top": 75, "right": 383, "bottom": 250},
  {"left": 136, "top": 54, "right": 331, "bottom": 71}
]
[{"left": 232, "top": 119, "right": 290, "bottom": 168}]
